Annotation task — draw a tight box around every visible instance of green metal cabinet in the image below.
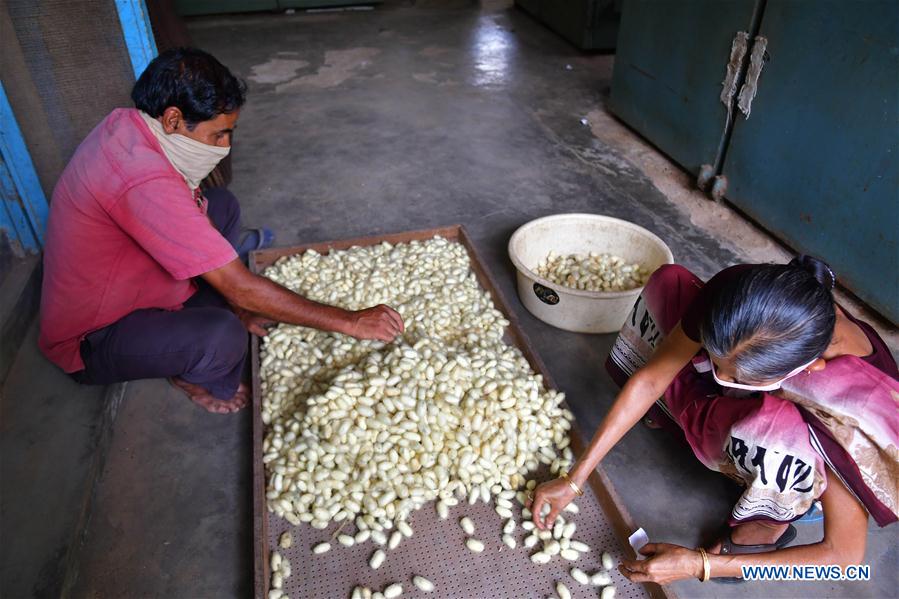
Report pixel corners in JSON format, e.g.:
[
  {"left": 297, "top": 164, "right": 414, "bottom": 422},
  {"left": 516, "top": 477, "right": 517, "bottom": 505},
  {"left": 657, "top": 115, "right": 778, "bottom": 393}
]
[
  {"left": 514, "top": 0, "right": 622, "bottom": 51},
  {"left": 174, "top": 0, "right": 277, "bottom": 16},
  {"left": 609, "top": 0, "right": 761, "bottom": 175},
  {"left": 610, "top": 0, "right": 898, "bottom": 323},
  {"left": 174, "top": 0, "right": 378, "bottom": 16},
  {"left": 720, "top": 1, "right": 899, "bottom": 322},
  {"left": 279, "top": 0, "right": 378, "bottom": 7}
]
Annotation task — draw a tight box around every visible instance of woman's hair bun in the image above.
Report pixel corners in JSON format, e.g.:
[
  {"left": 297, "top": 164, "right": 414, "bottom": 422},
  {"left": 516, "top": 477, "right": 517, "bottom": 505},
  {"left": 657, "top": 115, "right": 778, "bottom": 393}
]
[{"left": 789, "top": 255, "right": 836, "bottom": 290}]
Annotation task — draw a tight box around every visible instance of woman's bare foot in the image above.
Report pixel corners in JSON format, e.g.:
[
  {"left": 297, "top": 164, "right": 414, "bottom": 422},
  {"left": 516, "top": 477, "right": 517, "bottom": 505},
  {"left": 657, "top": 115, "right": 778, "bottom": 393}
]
[
  {"left": 168, "top": 377, "right": 250, "bottom": 414},
  {"left": 708, "top": 520, "right": 790, "bottom": 553}
]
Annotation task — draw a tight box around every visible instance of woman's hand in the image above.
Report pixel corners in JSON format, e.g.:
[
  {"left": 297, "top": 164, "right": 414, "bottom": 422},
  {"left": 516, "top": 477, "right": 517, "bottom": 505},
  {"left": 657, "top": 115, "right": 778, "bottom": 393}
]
[
  {"left": 529, "top": 327, "right": 700, "bottom": 532},
  {"left": 619, "top": 543, "right": 703, "bottom": 584},
  {"left": 528, "top": 478, "right": 577, "bottom": 530}
]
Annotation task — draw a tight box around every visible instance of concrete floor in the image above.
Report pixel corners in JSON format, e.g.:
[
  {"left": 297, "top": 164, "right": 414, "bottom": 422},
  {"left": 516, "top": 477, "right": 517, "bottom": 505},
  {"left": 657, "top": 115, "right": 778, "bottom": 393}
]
[
  {"left": 1, "top": 325, "right": 109, "bottom": 598},
  {"left": 2, "top": 1, "right": 897, "bottom": 598}
]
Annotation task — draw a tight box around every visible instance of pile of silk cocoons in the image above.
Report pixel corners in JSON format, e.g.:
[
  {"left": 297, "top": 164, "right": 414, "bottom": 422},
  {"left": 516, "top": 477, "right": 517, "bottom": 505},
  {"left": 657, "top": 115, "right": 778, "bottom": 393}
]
[
  {"left": 535, "top": 251, "right": 649, "bottom": 292},
  {"left": 259, "top": 237, "right": 575, "bottom": 533}
]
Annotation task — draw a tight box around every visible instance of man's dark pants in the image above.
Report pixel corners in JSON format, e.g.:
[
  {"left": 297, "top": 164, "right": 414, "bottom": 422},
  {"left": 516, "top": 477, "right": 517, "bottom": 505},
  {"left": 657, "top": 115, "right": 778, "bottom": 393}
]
[{"left": 73, "top": 188, "right": 248, "bottom": 400}]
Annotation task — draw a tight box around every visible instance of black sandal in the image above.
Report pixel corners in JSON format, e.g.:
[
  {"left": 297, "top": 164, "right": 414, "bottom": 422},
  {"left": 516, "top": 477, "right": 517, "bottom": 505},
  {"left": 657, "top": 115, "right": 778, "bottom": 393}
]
[
  {"left": 720, "top": 523, "right": 797, "bottom": 555},
  {"left": 713, "top": 524, "right": 797, "bottom": 583}
]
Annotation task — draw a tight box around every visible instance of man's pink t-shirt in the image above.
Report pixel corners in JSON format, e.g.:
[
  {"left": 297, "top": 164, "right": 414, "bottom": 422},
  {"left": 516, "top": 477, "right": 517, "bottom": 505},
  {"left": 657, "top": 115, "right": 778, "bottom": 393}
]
[{"left": 38, "top": 108, "right": 237, "bottom": 373}]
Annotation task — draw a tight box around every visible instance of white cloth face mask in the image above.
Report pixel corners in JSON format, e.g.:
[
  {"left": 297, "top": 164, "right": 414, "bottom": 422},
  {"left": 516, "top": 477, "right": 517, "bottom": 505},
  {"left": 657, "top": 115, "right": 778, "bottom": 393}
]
[
  {"left": 139, "top": 111, "right": 230, "bottom": 190},
  {"left": 710, "top": 357, "right": 818, "bottom": 392}
]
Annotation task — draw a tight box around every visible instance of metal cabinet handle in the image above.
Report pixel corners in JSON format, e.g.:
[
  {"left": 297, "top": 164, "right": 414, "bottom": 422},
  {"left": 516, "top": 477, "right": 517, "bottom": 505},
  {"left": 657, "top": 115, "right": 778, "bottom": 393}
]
[
  {"left": 721, "top": 31, "right": 749, "bottom": 108},
  {"left": 737, "top": 36, "right": 769, "bottom": 118}
]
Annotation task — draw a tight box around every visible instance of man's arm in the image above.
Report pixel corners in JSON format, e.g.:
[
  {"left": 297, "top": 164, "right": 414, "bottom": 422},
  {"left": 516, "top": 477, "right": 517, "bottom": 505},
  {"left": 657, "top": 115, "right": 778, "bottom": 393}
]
[{"left": 202, "top": 258, "right": 404, "bottom": 342}]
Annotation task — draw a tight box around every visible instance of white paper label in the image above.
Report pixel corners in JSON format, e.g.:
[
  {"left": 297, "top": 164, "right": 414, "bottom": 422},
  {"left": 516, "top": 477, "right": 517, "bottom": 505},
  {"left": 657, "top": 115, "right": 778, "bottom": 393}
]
[{"left": 628, "top": 527, "right": 649, "bottom": 559}]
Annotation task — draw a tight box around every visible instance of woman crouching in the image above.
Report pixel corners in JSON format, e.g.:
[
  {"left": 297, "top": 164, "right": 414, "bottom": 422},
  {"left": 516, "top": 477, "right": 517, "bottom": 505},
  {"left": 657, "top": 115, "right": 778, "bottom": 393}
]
[{"left": 529, "top": 256, "right": 898, "bottom": 583}]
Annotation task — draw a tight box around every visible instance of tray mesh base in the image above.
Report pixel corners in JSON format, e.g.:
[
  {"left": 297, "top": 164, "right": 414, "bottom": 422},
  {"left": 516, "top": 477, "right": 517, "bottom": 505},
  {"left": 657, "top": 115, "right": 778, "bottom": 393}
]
[
  {"left": 255, "top": 228, "right": 655, "bottom": 599},
  {"left": 268, "top": 477, "right": 649, "bottom": 599}
]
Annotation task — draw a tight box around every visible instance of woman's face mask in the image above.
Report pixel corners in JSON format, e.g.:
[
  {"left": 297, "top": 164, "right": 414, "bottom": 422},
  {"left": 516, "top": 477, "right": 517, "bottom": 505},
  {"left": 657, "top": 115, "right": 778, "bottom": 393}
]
[{"left": 710, "top": 357, "right": 818, "bottom": 392}]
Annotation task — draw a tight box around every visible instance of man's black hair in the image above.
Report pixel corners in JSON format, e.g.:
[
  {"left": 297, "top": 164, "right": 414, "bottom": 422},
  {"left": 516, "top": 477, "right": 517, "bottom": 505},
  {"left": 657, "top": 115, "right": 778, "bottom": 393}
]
[{"left": 131, "top": 47, "right": 246, "bottom": 129}]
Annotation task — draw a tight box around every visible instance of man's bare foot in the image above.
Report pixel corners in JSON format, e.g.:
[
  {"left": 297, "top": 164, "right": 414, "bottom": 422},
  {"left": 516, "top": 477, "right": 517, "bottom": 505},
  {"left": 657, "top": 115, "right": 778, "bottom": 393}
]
[
  {"left": 708, "top": 520, "right": 790, "bottom": 553},
  {"left": 168, "top": 377, "right": 250, "bottom": 414}
]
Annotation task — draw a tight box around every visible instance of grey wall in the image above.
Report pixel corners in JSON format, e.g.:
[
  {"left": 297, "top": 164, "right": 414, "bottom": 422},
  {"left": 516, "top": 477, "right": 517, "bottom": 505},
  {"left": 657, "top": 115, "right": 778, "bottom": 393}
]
[{"left": 0, "top": 0, "right": 135, "bottom": 199}]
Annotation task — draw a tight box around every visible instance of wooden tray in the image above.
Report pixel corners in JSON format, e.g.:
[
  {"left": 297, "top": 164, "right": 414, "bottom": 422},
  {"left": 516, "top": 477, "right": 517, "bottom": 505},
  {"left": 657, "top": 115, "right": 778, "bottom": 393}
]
[{"left": 250, "top": 225, "right": 670, "bottom": 599}]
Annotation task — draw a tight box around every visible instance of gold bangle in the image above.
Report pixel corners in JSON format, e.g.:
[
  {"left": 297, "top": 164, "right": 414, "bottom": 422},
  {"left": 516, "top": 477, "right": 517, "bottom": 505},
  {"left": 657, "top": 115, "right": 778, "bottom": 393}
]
[
  {"left": 561, "top": 472, "right": 584, "bottom": 496},
  {"left": 697, "top": 547, "right": 710, "bottom": 582}
]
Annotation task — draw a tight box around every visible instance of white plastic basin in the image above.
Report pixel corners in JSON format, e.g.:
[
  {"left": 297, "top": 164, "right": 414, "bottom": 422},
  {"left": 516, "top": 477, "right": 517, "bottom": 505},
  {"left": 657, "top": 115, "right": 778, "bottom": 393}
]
[{"left": 508, "top": 213, "right": 674, "bottom": 333}]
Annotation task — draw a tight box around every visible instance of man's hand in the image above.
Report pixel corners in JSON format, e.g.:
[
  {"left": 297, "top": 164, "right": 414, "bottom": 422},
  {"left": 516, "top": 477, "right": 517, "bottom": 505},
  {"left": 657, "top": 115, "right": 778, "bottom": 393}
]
[
  {"left": 345, "top": 305, "right": 404, "bottom": 342},
  {"left": 235, "top": 307, "right": 274, "bottom": 337}
]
